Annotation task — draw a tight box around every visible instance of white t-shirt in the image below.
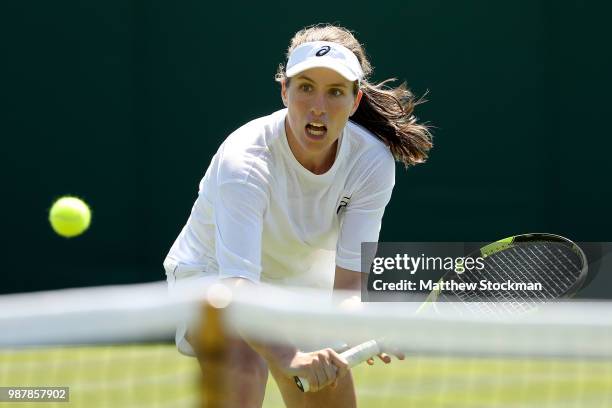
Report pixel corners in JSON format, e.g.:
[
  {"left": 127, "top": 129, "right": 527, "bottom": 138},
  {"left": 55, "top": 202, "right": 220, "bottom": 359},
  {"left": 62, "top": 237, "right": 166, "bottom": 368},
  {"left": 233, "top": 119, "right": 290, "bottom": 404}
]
[{"left": 164, "top": 108, "right": 395, "bottom": 290}]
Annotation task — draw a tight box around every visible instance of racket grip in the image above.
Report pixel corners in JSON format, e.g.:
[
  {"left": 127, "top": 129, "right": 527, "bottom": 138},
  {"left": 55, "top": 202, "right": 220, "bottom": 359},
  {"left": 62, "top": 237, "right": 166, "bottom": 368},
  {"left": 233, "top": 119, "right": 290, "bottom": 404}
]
[{"left": 294, "top": 340, "right": 381, "bottom": 392}]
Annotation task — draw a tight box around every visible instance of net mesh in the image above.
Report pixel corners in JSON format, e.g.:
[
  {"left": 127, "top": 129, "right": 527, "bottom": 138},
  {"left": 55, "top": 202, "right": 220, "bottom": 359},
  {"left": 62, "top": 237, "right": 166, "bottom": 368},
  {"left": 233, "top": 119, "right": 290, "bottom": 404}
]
[
  {"left": 0, "top": 344, "right": 198, "bottom": 408},
  {"left": 1, "top": 281, "right": 611, "bottom": 407}
]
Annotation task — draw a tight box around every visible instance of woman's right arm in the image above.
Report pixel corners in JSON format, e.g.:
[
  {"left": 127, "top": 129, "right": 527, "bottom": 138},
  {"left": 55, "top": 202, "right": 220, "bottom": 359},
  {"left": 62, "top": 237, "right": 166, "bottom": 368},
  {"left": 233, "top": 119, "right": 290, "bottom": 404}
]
[
  {"left": 210, "top": 178, "right": 350, "bottom": 391},
  {"left": 220, "top": 276, "right": 350, "bottom": 392}
]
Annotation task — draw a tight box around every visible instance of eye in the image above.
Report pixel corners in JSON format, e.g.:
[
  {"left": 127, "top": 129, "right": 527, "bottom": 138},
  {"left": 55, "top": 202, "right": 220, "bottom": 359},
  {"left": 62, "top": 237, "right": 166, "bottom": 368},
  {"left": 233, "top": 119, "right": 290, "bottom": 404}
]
[
  {"left": 299, "top": 83, "right": 313, "bottom": 93},
  {"left": 329, "top": 88, "right": 344, "bottom": 97}
]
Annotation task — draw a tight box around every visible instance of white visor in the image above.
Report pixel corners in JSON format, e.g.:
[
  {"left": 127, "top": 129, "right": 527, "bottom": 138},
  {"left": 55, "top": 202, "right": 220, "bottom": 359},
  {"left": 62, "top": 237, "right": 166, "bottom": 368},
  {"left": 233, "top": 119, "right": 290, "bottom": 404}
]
[{"left": 285, "top": 41, "right": 364, "bottom": 83}]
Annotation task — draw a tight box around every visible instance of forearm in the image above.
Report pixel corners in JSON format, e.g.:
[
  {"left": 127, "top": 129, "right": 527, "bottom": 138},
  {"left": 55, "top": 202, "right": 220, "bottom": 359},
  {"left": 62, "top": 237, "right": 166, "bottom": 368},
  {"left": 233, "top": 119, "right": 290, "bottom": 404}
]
[
  {"left": 213, "top": 277, "right": 351, "bottom": 390},
  {"left": 333, "top": 266, "right": 362, "bottom": 306},
  {"left": 244, "top": 337, "right": 298, "bottom": 367},
  {"left": 220, "top": 277, "right": 298, "bottom": 367},
  {"left": 334, "top": 266, "right": 362, "bottom": 291}
]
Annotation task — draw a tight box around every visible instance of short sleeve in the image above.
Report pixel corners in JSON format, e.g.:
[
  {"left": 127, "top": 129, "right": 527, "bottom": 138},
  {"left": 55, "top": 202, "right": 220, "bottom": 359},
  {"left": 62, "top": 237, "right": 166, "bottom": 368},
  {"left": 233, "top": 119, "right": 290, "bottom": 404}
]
[
  {"left": 214, "top": 180, "right": 268, "bottom": 282},
  {"left": 336, "top": 155, "right": 395, "bottom": 272}
]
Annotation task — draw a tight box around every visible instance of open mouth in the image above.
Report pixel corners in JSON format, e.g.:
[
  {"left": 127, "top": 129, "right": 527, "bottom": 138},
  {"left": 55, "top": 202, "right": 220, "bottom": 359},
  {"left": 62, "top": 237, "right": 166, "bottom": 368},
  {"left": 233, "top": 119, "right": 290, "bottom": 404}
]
[{"left": 305, "top": 122, "right": 327, "bottom": 139}]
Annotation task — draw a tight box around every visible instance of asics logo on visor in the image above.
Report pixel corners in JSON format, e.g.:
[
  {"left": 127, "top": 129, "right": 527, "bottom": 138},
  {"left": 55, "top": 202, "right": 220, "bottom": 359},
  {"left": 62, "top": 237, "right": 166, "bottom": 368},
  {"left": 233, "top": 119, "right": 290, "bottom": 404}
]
[{"left": 315, "top": 45, "right": 331, "bottom": 56}]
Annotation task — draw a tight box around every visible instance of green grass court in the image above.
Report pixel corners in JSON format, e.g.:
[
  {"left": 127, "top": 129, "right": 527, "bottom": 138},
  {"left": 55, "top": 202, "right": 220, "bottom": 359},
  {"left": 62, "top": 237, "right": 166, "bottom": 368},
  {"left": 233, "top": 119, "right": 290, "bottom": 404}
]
[{"left": 1, "top": 344, "right": 611, "bottom": 407}]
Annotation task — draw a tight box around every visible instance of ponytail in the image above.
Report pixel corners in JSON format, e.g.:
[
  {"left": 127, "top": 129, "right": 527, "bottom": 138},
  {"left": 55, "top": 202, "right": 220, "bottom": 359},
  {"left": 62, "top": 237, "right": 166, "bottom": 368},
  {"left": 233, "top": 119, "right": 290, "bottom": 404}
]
[{"left": 352, "top": 79, "right": 432, "bottom": 167}]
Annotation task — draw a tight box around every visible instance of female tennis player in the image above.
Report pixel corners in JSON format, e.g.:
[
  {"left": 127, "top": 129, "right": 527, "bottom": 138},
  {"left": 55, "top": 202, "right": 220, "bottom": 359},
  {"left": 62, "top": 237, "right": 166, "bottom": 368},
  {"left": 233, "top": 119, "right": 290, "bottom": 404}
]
[{"left": 164, "top": 24, "right": 432, "bottom": 407}]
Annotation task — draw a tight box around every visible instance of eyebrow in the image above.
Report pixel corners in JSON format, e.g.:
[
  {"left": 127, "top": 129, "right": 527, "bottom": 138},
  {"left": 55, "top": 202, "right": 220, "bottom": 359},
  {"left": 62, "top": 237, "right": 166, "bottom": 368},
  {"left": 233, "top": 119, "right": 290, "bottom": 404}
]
[{"left": 296, "top": 74, "right": 349, "bottom": 88}]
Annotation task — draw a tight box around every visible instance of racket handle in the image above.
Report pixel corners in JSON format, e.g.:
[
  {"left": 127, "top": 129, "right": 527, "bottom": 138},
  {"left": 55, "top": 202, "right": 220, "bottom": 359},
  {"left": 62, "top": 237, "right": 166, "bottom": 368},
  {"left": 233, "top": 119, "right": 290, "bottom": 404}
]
[{"left": 294, "top": 340, "right": 381, "bottom": 392}]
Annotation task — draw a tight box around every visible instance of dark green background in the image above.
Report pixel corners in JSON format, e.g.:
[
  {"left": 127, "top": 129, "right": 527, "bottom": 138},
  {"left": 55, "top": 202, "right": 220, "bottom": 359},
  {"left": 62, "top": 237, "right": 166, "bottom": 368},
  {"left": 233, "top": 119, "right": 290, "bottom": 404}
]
[{"left": 2, "top": 1, "right": 611, "bottom": 295}]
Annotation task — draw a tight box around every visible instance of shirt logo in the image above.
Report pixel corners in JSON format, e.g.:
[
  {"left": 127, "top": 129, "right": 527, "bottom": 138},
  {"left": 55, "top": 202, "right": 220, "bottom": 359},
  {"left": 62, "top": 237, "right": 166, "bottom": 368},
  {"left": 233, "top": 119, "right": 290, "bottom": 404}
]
[
  {"left": 316, "top": 46, "right": 331, "bottom": 57},
  {"left": 337, "top": 195, "right": 351, "bottom": 214}
]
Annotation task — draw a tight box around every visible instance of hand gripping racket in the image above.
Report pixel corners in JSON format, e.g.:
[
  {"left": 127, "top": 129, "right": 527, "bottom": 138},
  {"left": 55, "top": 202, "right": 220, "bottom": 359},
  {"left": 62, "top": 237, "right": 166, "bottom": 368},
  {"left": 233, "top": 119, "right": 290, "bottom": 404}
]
[
  {"left": 294, "top": 233, "right": 588, "bottom": 392},
  {"left": 293, "top": 340, "right": 380, "bottom": 392}
]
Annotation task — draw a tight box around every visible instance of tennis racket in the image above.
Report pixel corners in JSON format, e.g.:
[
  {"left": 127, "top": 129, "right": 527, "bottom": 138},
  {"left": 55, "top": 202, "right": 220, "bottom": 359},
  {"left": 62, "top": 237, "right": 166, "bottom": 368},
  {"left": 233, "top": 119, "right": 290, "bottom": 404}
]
[{"left": 294, "top": 232, "right": 588, "bottom": 392}]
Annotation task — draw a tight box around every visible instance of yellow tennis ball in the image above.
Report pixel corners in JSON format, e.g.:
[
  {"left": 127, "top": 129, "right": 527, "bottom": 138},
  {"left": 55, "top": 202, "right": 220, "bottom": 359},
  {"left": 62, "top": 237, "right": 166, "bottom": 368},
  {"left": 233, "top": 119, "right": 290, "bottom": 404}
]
[{"left": 49, "top": 196, "right": 91, "bottom": 238}]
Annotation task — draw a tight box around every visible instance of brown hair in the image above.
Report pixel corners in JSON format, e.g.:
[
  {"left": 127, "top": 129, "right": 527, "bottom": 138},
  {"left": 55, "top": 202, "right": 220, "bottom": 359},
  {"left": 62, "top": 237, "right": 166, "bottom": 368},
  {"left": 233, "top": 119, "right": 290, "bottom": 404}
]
[{"left": 275, "top": 24, "right": 433, "bottom": 167}]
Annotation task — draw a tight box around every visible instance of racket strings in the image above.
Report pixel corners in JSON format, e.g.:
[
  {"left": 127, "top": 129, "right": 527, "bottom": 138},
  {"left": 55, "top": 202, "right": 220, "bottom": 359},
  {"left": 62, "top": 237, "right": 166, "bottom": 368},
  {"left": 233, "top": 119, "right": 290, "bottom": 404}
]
[
  {"left": 445, "top": 242, "right": 583, "bottom": 316},
  {"left": 512, "top": 246, "right": 577, "bottom": 296}
]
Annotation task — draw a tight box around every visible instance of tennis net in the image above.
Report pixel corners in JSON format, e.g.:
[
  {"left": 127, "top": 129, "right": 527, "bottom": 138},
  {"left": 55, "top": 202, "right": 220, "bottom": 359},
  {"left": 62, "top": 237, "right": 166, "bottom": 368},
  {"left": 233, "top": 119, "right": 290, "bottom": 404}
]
[{"left": 1, "top": 281, "right": 611, "bottom": 407}]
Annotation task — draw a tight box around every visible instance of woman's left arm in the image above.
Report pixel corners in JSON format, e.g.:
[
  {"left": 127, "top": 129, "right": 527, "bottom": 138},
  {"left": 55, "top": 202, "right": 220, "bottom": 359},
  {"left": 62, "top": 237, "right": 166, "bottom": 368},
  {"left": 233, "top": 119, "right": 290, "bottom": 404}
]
[{"left": 333, "top": 266, "right": 361, "bottom": 291}]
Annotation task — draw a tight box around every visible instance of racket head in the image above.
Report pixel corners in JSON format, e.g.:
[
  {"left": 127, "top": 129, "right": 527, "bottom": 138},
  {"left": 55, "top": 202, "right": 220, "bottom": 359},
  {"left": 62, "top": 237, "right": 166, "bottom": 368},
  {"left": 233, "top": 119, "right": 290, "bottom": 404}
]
[
  {"left": 422, "top": 233, "right": 588, "bottom": 315},
  {"left": 476, "top": 233, "right": 588, "bottom": 298}
]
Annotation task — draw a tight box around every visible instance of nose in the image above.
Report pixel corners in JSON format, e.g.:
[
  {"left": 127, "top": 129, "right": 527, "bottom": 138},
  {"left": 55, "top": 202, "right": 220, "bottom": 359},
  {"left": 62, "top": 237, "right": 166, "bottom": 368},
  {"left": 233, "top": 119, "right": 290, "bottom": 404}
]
[{"left": 310, "top": 92, "right": 326, "bottom": 116}]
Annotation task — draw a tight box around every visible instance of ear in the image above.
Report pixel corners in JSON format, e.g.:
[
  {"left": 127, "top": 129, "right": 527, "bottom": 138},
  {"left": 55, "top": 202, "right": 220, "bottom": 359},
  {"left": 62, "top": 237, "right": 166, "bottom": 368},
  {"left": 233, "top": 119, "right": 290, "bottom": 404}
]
[
  {"left": 280, "top": 79, "right": 288, "bottom": 107},
  {"left": 350, "top": 89, "right": 363, "bottom": 116}
]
